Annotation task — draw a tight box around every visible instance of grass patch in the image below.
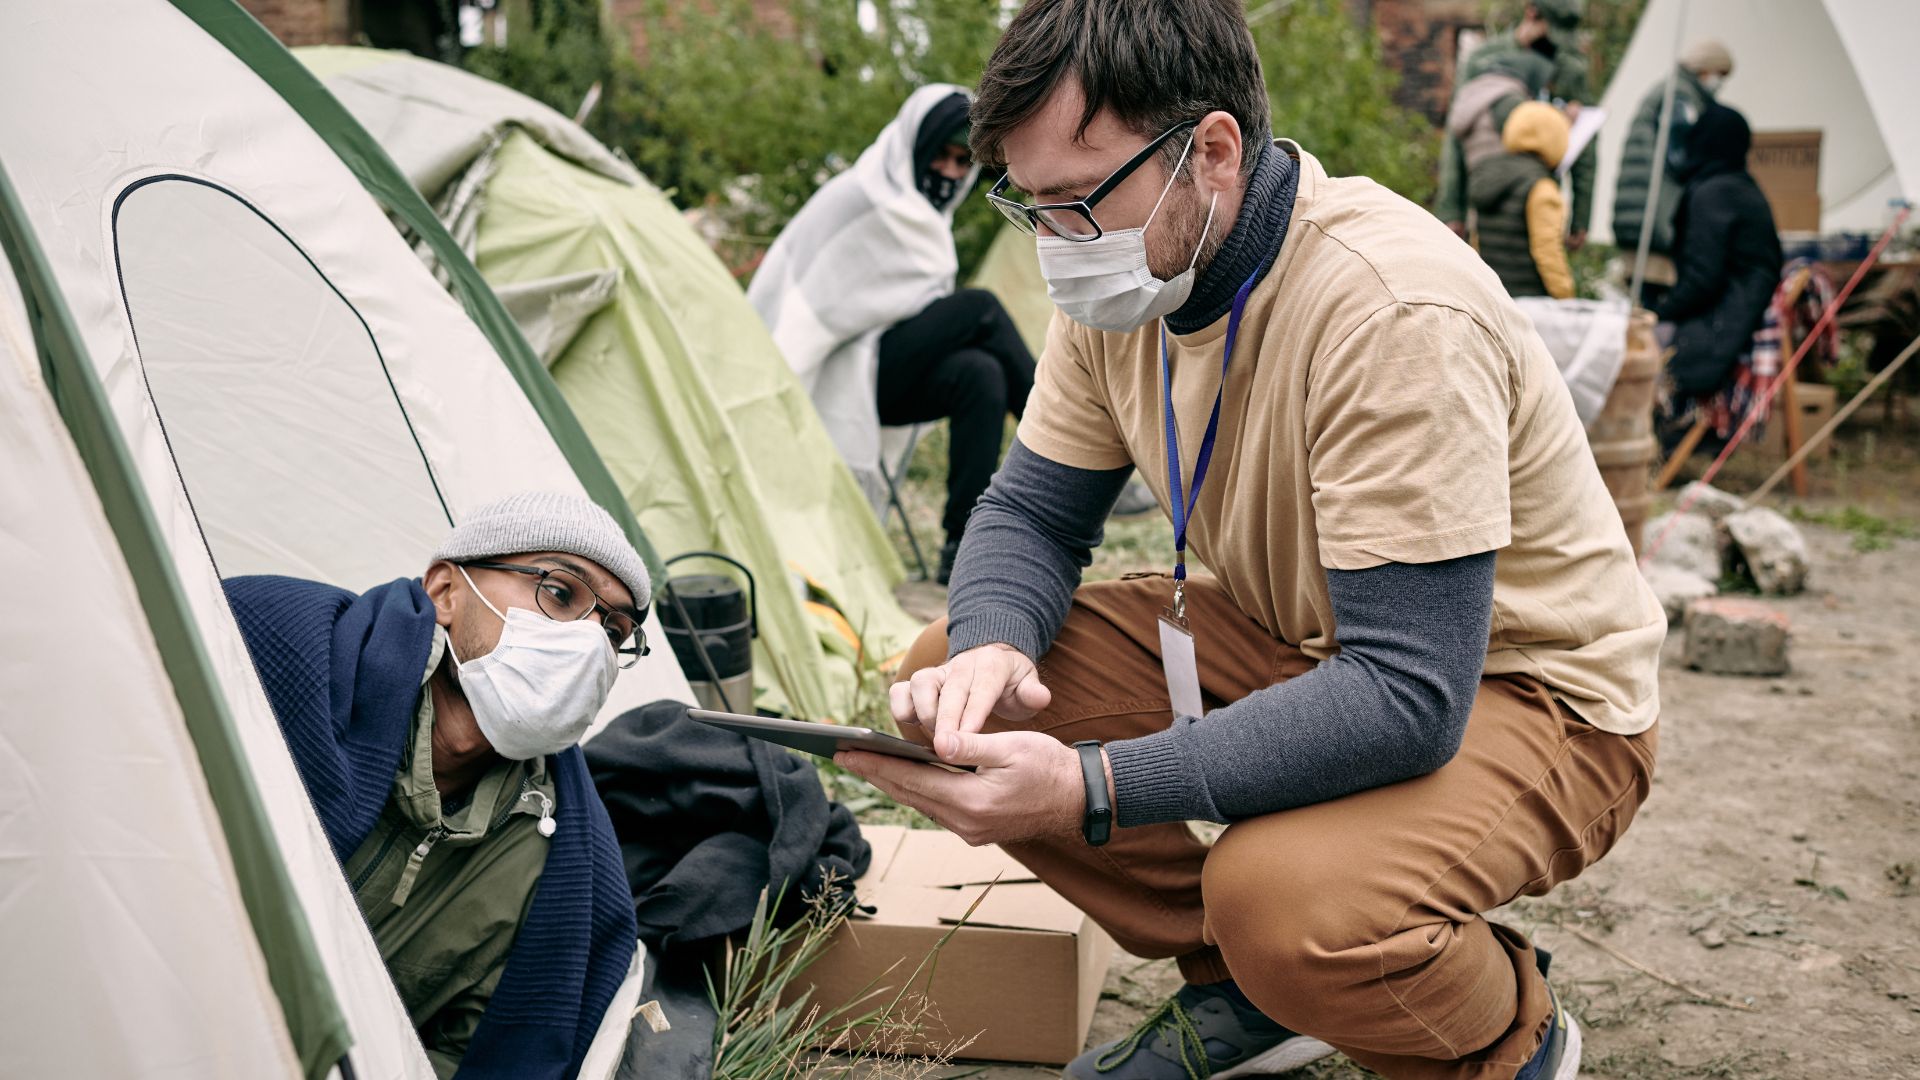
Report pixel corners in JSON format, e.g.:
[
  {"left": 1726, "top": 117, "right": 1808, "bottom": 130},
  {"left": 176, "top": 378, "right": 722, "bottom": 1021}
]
[
  {"left": 709, "top": 880, "right": 980, "bottom": 1078},
  {"left": 1787, "top": 504, "right": 1916, "bottom": 552}
]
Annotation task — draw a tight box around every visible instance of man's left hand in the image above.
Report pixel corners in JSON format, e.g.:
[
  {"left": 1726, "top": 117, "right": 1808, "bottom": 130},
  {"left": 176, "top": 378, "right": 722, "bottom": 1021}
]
[
  {"left": 835, "top": 730, "right": 1087, "bottom": 847},
  {"left": 1567, "top": 228, "right": 1588, "bottom": 252}
]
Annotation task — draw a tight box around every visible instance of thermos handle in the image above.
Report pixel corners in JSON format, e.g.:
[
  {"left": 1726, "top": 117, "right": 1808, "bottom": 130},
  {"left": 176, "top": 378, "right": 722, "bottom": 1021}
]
[{"left": 663, "top": 550, "right": 758, "bottom": 638}]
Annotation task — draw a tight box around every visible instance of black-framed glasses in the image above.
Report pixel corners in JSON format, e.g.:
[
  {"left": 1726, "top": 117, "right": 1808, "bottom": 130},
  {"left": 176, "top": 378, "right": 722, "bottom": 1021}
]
[
  {"left": 463, "top": 560, "right": 651, "bottom": 668},
  {"left": 985, "top": 119, "right": 1199, "bottom": 242}
]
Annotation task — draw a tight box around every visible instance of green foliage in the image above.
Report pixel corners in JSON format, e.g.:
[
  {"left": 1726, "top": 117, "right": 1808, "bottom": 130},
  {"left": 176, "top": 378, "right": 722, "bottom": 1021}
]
[
  {"left": 1582, "top": 0, "right": 1651, "bottom": 97},
  {"left": 1251, "top": 0, "right": 1436, "bottom": 203},
  {"left": 460, "top": 0, "right": 650, "bottom": 156},
  {"left": 1570, "top": 238, "right": 1619, "bottom": 299},
  {"left": 614, "top": 0, "right": 1006, "bottom": 277},
  {"left": 463, "top": 1, "right": 1446, "bottom": 279},
  {"left": 1787, "top": 504, "right": 1916, "bottom": 552}
]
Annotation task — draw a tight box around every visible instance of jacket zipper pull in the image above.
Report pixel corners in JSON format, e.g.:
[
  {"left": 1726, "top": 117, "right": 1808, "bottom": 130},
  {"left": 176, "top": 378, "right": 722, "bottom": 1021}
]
[
  {"left": 521, "top": 790, "right": 557, "bottom": 838},
  {"left": 391, "top": 827, "right": 446, "bottom": 908}
]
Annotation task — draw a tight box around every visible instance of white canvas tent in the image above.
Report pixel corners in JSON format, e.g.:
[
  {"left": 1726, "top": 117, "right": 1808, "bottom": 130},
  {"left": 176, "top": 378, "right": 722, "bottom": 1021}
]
[
  {"left": 1592, "top": 0, "right": 1920, "bottom": 244},
  {"left": 0, "top": 1, "right": 681, "bottom": 1076}
]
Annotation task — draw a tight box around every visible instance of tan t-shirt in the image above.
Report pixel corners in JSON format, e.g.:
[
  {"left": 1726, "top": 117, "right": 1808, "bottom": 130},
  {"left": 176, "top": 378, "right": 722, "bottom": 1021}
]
[{"left": 1019, "top": 144, "right": 1663, "bottom": 735}]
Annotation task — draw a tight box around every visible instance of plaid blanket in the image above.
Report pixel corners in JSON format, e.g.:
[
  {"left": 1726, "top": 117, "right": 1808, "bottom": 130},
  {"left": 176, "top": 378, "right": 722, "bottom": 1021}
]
[{"left": 1666, "top": 258, "right": 1838, "bottom": 439}]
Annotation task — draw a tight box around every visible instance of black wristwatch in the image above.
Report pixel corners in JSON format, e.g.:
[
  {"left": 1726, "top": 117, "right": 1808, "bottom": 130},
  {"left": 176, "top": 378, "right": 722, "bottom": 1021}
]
[{"left": 1073, "top": 740, "right": 1112, "bottom": 847}]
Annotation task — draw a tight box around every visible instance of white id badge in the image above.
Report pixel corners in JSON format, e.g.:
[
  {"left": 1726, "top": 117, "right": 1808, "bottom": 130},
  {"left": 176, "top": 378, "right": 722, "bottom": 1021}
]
[{"left": 1158, "top": 614, "right": 1205, "bottom": 719}]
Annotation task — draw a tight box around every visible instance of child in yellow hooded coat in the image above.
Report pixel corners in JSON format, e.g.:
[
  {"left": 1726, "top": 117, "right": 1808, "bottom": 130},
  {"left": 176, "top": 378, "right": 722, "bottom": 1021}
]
[{"left": 1468, "top": 100, "right": 1575, "bottom": 299}]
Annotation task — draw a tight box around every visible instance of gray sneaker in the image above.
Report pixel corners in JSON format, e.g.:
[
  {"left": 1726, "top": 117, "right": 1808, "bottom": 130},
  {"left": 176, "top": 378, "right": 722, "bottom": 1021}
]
[
  {"left": 1514, "top": 983, "right": 1583, "bottom": 1080},
  {"left": 1065, "top": 980, "right": 1335, "bottom": 1079}
]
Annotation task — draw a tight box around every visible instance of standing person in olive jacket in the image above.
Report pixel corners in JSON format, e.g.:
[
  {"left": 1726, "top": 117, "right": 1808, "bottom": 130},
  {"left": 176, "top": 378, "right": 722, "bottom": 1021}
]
[
  {"left": 1658, "top": 104, "right": 1782, "bottom": 396},
  {"left": 1610, "top": 40, "right": 1732, "bottom": 308}
]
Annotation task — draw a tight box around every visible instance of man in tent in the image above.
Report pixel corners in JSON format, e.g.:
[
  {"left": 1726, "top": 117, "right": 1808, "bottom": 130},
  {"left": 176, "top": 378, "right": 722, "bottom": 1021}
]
[
  {"left": 223, "top": 492, "right": 642, "bottom": 1078},
  {"left": 1610, "top": 39, "right": 1732, "bottom": 308},
  {"left": 1436, "top": 0, "right": 1594, "bottom": 250},
  {"left": 750, "top": 86, "right": 1036, "bottom": 585},
  {"left": 834, "top": 2, "right": 1661, "bottom": 1079}
]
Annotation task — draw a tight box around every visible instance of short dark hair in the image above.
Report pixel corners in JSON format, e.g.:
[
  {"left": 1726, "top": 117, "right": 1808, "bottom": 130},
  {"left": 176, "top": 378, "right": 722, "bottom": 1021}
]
[{"left": 971, "top": 0, "right": 1271, "bottom": 180}]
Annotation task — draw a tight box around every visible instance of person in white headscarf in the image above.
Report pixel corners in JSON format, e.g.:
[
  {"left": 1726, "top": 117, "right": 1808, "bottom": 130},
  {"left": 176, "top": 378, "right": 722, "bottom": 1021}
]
[{"left": 750, "top": 85, "right": 1035, "bottom": 583}]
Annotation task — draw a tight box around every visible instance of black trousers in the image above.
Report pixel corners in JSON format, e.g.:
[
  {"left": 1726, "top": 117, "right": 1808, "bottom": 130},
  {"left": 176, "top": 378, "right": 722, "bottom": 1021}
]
[{"left": 877, "top": 289, "right": 1036, "bottom": 543}]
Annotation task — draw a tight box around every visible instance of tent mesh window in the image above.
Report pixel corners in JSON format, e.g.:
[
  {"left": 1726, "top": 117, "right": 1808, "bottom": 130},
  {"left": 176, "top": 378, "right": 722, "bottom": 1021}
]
[{"left": 112, "top": 175, "right": 452, "bottom": 588}]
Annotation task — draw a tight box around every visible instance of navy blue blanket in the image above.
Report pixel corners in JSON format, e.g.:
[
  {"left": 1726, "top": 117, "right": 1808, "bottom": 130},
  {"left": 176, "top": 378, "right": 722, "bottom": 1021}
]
[{"left": 224, "top": 575, "right": 636, "bottom": 1080}]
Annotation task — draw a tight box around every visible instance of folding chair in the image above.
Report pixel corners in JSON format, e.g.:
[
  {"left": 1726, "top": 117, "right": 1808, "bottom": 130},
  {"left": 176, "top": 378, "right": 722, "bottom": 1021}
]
[{"left": 878, "top": 423, "right": 932, "bottom": 581}]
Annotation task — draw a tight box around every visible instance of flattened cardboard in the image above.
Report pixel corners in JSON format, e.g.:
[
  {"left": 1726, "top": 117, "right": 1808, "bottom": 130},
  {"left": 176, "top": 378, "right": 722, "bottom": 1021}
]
[
  {"left": 1749, "top": 131, "right": 1822, "bottom": 232},
  {"left": 791, "top": 825, "right": 1113, "bottom": 1065}
]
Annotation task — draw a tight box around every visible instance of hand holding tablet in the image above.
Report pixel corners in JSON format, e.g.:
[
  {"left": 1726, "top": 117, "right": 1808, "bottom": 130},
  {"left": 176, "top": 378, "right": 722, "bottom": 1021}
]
[{"left": 688, "top": 709, "right": 976, "bottom": 772}]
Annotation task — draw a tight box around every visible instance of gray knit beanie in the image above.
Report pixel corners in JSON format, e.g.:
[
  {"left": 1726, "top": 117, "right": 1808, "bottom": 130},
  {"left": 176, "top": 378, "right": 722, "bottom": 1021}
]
[{"left": 432, "top": 491, "right": 651, "bottom": 610}]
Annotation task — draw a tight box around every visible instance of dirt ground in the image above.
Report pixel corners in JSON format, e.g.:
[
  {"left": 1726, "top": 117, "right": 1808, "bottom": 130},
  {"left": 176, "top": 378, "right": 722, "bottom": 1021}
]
[{"left": 882, "top": 418, "right": 1920, "bottom": 1078}]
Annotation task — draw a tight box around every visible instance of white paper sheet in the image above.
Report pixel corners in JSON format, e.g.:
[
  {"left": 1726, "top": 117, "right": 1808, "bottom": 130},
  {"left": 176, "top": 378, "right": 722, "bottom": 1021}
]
[{"left": 1561, "top": 106, "right": 1608, "bottom": 178}]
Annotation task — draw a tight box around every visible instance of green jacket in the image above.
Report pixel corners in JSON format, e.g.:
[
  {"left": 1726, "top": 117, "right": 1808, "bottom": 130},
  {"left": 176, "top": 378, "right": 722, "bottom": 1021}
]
[
  {"left": 1436, "top": 31, "right": 1594, "bottom": 233},
  {"left": 342, "top": 629, "right": 559, "bottom": 1078},
  {"left": 1610, "top": 66, "right": 1714, "bottom": 255}
]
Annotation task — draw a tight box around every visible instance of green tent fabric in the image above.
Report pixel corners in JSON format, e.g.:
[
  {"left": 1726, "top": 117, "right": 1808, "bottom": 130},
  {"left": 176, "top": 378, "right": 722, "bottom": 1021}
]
[
  {"left": 969, "top": 224, "right": 1057, "bottom": 357},
  {"left": 482, "top": 131, "right": 922, "bottom": 717},
  {"left": 305, "top": 47, "right": 924, "bottom": 720}
]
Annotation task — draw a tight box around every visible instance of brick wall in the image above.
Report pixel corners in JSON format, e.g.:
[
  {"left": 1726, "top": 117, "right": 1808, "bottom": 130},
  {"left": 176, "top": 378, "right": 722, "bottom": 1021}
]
[
  {"left": 237, "top": 0, "right": 357, "bottom": 46},
  {"left": 607, "top": 0, "right": 793, "bottom": 63},
  {"left": 1365, "top": 0, "right": 1485, "bottom": 126}
]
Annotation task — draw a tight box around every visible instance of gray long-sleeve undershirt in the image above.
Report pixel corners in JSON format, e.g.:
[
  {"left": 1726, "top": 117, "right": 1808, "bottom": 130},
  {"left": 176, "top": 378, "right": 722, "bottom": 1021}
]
[{"left": 946, "top": 439, "right": 1496, "bottom": 826}]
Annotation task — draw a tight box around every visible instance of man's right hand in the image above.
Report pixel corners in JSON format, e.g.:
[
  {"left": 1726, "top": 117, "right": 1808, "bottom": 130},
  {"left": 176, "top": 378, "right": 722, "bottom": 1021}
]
[
  {"left": 1446, "top": 220, "right": 1469, "bottom": 241},
  {"left": 891, "top": 642, "right": 1053, "bottom": 756}
]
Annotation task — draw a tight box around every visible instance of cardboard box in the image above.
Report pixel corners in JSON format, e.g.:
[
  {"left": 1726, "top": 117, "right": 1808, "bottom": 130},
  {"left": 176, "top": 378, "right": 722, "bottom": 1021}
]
[
  {"left": 1769, "top": 192, "right": 1823, "bottom": 234},
  {"left": 1749, "top": 131, "right": 1822, "bottom": 232},
  {"left": 791, "top": 825, "right": 1113, "bottom": 1065},
  {"left": 1777, "top": 382, "right": 1837, "bottom": 462}
]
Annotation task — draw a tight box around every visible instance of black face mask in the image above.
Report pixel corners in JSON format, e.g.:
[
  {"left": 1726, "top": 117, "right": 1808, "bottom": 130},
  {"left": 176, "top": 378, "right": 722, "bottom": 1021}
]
[
  {"left": 1530, "top": 34, "right": 1559, "bottom": 62},
  {"left": 920, "top": 170, "right": 958, "bottom": 210}
]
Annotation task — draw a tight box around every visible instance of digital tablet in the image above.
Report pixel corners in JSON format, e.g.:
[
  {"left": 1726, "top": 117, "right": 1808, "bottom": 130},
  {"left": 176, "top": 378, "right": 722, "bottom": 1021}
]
[{"left": 688, "top": 709, "right": 974, "bottom": 772}]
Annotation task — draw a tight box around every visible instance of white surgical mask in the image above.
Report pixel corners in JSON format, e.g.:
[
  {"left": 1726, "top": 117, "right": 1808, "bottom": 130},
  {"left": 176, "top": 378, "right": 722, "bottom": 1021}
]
[
  {"left": 448, "top": 566, "right": 617, "bottom": 761},
  {"left": 1036, "top": 134, "right": 1219, "bottom": 333},
  {"left": 1698, "top": 73, "right": 1725, "bottom": 93}
]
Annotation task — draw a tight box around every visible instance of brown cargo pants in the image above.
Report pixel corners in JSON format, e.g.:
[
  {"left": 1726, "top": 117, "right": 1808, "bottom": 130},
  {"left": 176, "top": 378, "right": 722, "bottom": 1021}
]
[{"left": 897, "top": 575, "right": 1656, "bottom": 1079}]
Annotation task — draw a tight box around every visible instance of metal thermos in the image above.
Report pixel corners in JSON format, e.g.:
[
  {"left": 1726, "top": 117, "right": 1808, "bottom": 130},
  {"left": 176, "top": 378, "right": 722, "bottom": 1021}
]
[{"left": 658, "top": 551, "right": 757, "bottom": 714}]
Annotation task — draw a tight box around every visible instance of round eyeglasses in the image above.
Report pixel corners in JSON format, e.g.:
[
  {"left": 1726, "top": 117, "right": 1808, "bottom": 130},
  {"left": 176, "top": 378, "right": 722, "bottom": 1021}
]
[{"left": 462, "top": 560, "right": 650, "bottom": 668}]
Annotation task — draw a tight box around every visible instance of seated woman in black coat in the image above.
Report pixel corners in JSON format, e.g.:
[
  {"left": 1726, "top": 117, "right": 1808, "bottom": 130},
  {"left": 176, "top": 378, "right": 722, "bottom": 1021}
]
[{"left": 1657, "top": 104, "right": 1783, "bottom": 397}]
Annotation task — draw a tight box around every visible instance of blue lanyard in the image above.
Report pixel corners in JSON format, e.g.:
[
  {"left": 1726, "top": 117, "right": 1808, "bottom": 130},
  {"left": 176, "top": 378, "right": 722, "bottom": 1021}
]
[{"left": 1160, "top": 267, "right": 1262, "bottom": 620}]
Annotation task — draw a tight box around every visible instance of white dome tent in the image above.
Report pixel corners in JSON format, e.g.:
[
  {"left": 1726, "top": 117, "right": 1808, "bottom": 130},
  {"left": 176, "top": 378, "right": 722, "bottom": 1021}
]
[
  {"left": 1591, "top": 0, "right": 1920, "bottom": 245},
  {"left": 0, "top": 0, "right": 687, "bottom": 1075}
]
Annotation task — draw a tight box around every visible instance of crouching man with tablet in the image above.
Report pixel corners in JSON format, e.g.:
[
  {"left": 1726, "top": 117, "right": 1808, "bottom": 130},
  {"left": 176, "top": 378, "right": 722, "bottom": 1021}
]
[{"left": 830, "top": 4, "right": 1664, "bottom": 1080}]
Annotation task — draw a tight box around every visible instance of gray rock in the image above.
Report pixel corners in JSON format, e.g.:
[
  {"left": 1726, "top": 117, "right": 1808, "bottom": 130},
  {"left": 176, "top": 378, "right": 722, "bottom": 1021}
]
[
  {"left": 1684, "top": 597, "right": 1791, "bottom": 675},
  {"left": 1724, "top": 507, "right": 1811, "bottom": 595},
  {"left": 1645, "top": 510, "right": 1724, "bottom": 582},
  {"left": 1679, "top": 481, "right": 1746, "bottom": 522},
  {"left": 1642, "top": 564, "right": 1718, "bottom": 624}
]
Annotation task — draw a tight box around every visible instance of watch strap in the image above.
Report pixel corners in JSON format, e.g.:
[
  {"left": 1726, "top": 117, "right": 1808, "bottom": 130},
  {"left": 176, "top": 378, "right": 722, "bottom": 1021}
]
[{"left": 1073, "top": 740, "right": 1112, "bottom": 847}]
